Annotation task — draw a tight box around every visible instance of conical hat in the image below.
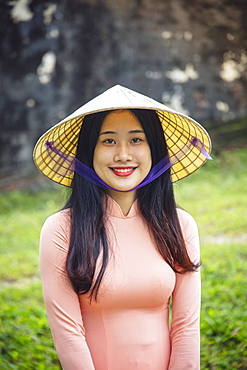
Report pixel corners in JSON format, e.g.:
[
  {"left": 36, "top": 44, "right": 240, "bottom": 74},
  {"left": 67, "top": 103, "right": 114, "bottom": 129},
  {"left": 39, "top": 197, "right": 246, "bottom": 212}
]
[{"left": 33, "top": 84, "right": 212, "bottom": 186}]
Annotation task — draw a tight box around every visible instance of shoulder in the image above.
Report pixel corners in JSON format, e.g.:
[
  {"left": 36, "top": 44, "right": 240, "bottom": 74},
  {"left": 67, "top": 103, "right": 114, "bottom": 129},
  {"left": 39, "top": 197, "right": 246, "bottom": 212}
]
[
  {"left": 42, "top": 208, "right": 71, "bottom": 228},
  {"left": 41, "top": 209, "right": 71, "bottom": 243},
  {"left": 176, "top": 208, "right": 200, "bottom": 261},
  {"left": 40, "top": 209, "right": 71, "bottom": 271},
  {"left": 176, "top": 208, "right": 197, "bottom": 228},
  {"left": 176, "top": 208, "right": 199, "bottom": 241}
]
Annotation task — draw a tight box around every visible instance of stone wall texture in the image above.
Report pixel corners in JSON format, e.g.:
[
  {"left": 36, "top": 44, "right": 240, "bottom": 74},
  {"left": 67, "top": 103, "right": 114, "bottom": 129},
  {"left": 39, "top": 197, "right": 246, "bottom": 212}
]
[{"left": 0, "top": 0, "right": 247, "bottom": 179}]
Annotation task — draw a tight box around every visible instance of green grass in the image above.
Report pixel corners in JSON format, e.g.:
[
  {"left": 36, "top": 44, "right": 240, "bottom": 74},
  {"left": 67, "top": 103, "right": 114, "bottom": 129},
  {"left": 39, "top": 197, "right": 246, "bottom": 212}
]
[
  {"left": 0, "top": 148, "right": 247, "bottom": 369},
  {"left": 0, "top": 283, "right": 61, "bottom": 370},
  {"left": 0, "top": 186, "right": 66, "bottom": 369},
  {"left": 174, "top": 148, "right": 247, "bottom": 369}
]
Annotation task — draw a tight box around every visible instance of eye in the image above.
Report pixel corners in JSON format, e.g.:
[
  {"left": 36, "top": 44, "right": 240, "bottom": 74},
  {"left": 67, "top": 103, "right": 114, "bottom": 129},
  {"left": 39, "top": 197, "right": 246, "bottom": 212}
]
[
  {"left": 131, "top": 138, "right": 142, "bottom": 143},
  {"left": 104, "top": 139, "right": 115, "bottom": 144}
]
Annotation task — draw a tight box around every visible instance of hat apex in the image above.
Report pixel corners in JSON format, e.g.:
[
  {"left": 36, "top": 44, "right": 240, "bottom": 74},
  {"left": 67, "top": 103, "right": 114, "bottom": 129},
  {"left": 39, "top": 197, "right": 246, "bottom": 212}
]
[{"left": 60, "top": 84, "right": 174, "bottom": 124}]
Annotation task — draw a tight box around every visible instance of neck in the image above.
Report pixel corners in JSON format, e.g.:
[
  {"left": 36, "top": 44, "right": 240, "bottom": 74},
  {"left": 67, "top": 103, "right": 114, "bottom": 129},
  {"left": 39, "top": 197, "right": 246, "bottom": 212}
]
[{"left": 108, "top": 190, "right": 137, "bottom": 216}]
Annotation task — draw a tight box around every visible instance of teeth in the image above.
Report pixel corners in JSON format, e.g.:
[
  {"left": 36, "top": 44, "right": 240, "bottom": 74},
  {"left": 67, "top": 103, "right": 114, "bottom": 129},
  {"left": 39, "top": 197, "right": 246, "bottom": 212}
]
[{"left": 113, "top": 168, "right": 134, "bottom": 173}]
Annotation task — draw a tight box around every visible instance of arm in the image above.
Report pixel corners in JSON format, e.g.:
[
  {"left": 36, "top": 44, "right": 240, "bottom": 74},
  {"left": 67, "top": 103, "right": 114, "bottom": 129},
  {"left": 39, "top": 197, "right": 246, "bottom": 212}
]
[
  {"left": 40, "top": 211, "right": 95, "bottom": 370},
  {"left": 168, "top": 210, "right": 201, "bottom": 370}
]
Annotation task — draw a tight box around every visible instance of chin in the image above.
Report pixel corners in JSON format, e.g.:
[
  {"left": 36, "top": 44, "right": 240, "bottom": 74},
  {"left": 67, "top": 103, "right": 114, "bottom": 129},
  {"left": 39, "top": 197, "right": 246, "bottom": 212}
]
[{"left": 108, "top": 185, "right": 137, "bottom": 194}]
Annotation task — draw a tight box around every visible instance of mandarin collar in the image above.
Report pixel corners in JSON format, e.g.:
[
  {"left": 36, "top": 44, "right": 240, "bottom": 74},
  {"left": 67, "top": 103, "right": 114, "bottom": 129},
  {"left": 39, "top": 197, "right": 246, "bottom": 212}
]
[{"left": 105, "top": 195, "right": 140, "bottom": 219}]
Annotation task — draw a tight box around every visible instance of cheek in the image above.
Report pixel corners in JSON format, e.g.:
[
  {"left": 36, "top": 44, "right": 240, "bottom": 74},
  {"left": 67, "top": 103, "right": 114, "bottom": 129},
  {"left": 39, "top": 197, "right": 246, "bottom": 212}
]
[
  {"left": 138, "top": 147, "right": 152, "bottom": 168},
  {"left": 93, "top": 147, "right": 110, "bottom": 170},
  {"left": 93, "top": 147, "right": 100, "bottom": 171}
]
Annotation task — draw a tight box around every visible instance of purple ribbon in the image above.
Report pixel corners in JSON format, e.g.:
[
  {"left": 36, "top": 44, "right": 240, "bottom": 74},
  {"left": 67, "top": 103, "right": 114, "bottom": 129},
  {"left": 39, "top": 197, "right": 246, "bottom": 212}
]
[
  {"left": 45, "top": 137, "right": 212, "bottom": 192},
  {"left": 191, "top": 137, "right": 213, "bottom": 160}
]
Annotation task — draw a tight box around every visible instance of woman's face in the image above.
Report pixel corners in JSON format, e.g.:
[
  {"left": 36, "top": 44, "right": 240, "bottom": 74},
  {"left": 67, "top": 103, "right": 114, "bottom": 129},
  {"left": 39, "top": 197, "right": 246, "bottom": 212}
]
[{"left": 93, "top": 110, "right": 152, "bottom": 194}]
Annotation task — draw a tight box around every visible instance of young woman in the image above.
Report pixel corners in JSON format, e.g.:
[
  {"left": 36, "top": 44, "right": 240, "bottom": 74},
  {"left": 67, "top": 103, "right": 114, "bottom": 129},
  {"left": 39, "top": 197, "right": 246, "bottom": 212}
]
[{"left": 34, "top": 85, "right": 212, "bottom": 370}]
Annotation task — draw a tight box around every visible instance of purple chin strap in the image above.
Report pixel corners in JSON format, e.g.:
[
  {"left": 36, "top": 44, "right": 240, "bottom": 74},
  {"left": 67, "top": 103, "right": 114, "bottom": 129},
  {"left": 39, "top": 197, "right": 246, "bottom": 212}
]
[{"left": 45, "top": 137, "right": 212, "bottom": 192}]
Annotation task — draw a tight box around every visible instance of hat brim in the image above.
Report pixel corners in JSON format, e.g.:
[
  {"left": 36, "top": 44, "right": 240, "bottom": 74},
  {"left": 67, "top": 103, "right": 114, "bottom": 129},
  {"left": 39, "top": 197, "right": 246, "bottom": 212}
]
[{"left": 33, "top": 85, "right": 212, "bottom": 187}]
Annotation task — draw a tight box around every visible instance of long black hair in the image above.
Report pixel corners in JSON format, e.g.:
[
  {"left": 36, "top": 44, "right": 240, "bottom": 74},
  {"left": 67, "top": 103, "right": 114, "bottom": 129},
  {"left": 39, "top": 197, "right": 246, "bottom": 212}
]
[{"left": 64, "top": 109, "right": 200, "bottom": 300}]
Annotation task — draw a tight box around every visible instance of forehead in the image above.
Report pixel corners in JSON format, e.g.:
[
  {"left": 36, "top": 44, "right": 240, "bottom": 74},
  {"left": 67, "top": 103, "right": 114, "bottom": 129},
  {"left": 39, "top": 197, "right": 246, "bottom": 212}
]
[{"left": 100, "top": 110, "right": 143, "bottom": 132}]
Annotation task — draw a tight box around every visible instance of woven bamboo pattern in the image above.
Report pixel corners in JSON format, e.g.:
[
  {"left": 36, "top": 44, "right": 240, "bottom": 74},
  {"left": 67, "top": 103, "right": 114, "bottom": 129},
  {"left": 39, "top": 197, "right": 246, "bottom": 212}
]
[{"left": 33, "top": 85, "right": 212, "bottom": 187}]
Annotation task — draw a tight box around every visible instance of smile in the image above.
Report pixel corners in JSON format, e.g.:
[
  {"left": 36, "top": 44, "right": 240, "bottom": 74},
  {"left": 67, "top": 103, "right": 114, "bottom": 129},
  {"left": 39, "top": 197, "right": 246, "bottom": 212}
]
[{"left": 110, "top": 167, "right": 137, "bottom": 177}]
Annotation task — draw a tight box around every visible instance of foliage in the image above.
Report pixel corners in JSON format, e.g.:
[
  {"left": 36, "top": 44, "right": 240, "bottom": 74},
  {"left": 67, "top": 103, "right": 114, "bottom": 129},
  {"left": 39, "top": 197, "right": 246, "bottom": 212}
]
[
  {"left": 205, "top": 116, "right": 247, "bottom": 152},
  {"left": 174, "top": 147, "right": 247, "bottom": 369},
  {"left": 0, "top": 283, "right": 61, "bottom": 370},
  {"left": 200, "top": 242, "right": 247, "bottom": 370},
  {"left": 0, "top": 148, "right": 247, "bottom": 369},
  {"left": 0, "top": 185, "right": 68, "bottom": 281}
]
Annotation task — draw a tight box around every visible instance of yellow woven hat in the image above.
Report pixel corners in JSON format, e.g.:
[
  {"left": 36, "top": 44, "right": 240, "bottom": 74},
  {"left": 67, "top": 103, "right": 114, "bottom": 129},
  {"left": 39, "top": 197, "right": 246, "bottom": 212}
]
[{"left": 33, "top": 84, "right": 212, "bottom": 187}]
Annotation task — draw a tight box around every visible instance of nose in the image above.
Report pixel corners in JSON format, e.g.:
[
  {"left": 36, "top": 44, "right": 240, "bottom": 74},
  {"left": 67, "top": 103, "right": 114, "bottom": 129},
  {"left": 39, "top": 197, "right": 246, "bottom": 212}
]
[{"left": 114, "top": 143, "right": 133, "bottom": 162}]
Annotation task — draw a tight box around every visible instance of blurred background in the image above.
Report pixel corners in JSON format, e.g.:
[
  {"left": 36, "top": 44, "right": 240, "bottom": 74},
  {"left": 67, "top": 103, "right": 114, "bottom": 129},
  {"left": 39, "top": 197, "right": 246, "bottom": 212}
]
[
  {"left": 0, "top": 1, "right": 247, "bottom": 369},
  {"left": 0, "top": 0, "right": 246, "bottom": 189}
]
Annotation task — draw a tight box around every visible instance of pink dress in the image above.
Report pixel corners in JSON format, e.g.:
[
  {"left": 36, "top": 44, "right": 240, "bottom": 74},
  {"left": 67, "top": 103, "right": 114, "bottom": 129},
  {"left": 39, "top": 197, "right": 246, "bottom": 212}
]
[{"left": 40, "top": 196, "right": 201, "bottom": 369}]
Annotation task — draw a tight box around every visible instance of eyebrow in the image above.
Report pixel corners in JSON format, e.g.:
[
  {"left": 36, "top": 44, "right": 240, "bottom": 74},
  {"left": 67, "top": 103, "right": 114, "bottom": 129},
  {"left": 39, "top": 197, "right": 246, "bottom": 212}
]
[{"left": 99, "top": 130, "right": 145, "bottom": 136}]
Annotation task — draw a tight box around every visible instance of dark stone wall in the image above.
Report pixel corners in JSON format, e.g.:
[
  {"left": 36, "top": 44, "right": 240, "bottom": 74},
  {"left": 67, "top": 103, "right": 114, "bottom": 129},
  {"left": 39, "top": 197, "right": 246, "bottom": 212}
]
[{"left": 0, "top": 0, "right": 246, "bottom": 179}]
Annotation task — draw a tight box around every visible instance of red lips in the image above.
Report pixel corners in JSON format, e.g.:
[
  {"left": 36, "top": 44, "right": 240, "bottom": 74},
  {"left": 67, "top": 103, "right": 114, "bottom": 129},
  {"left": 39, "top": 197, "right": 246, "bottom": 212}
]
[{"left": 110, "top": 167, "right": 137, "bottom": 177}]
